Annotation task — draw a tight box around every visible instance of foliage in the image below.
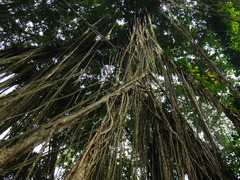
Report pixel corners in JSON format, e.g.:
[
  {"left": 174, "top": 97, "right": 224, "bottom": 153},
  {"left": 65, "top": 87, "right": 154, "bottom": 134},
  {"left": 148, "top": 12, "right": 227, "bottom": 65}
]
[{"left": 0, "top": 0, "right": 240, "bottom": 179}]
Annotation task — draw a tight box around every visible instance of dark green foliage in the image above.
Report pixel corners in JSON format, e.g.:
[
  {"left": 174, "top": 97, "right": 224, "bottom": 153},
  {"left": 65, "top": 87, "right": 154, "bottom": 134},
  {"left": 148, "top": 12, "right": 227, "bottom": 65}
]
[{"left": 0, "top": 0, "right": 239, "bottom": 179}]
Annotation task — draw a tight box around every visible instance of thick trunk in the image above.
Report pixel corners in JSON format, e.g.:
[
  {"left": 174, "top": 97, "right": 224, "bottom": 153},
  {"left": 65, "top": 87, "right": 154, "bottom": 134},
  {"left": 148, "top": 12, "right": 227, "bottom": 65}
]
[{"left": 0, "top": 75, "right": 143, "bottom": 168}]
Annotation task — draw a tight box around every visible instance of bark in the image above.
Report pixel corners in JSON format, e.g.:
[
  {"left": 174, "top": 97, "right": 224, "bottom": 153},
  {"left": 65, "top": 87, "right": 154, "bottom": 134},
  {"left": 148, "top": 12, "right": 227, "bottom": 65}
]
[
  {"left": 65, "top": 107, "right": 119, "bottom": 180},
  {"left": 0, "top": 74, "right": 145, "bottom": 168}
]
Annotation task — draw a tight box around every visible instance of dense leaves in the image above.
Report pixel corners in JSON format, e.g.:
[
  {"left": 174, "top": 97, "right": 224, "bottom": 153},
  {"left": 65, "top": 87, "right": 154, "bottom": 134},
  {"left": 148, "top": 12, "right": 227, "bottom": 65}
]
[{"left": 0, "top": 0, "right": 239, "bottom": 179}]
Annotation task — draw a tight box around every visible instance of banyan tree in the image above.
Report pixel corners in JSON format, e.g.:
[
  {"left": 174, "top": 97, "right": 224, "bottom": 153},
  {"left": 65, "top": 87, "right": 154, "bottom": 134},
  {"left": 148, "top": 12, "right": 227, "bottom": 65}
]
[{"left": 0, "top": 0, "right": 239, "bottom": 179}]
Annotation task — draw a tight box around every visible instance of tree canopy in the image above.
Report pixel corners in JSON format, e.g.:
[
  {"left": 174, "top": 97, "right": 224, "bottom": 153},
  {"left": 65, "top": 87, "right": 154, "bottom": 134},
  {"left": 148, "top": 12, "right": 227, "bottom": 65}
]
[{"left": 0, "top": 0, "right": 239, "bottom": 179}]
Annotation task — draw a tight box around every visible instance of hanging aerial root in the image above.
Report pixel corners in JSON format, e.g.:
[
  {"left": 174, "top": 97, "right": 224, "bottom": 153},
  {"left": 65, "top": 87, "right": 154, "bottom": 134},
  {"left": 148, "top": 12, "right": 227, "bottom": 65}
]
[{"left": 0, "top": 15, "right": 238, "bottom": 179}]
